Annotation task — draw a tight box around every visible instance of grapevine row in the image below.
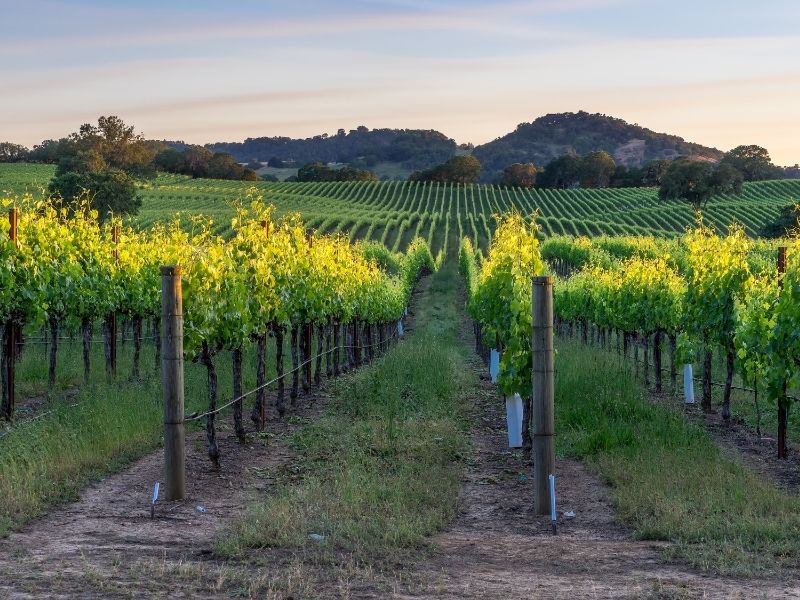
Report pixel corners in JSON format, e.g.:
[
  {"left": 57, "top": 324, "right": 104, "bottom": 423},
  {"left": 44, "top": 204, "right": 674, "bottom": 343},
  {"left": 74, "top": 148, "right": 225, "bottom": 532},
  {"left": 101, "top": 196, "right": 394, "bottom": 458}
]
[
  {"left": 1, "top": 195, "right": 434, "bottom": 462},
  {"left": 460, "top": 214, "right": 800, "bottom": 457}
]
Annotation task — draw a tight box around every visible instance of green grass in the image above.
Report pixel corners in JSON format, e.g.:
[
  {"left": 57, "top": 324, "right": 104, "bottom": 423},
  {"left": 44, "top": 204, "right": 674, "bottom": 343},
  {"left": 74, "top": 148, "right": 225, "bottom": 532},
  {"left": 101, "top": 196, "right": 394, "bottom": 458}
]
[
  {"left": 555, "top": 337, "right": 800, "bottom": 575},
  {"left": 0, "top": 375, "right": 163, "bottom": 534},
  {"left": 218, "top": 261, "right": 472, "bottom": 560},
  {"left": 254, "top": 165, "right": 299, "bottom": 181},
  {"left": 0, "top": 319, "right": 333, "bottom": 536}
]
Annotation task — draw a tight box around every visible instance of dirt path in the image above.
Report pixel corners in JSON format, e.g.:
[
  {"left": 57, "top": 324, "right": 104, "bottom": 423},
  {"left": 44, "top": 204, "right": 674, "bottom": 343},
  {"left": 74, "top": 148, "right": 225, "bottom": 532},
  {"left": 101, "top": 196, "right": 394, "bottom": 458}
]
[
  {"left": 0, "top": 390, "right": 325, "bottom": 598},
  {"left": 404, "top": 357, "right": 799, "bottom": 599}
]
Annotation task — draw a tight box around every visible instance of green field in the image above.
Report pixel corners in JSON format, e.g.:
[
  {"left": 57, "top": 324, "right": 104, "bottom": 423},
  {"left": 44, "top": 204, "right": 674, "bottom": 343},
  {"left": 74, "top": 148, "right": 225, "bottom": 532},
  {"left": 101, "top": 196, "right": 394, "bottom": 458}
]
[{"left": 2, "top": 163, "right": 798, "bottom": 254}]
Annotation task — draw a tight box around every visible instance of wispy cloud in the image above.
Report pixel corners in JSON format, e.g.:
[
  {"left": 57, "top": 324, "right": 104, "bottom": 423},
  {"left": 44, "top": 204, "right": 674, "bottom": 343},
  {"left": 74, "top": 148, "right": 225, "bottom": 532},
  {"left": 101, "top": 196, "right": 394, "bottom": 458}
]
[
  {"left": 0, "top": 0, "right": 612, "bottom": 56},
  {"left": 1, "top": 0, "right": 797, "bottom": 164}
]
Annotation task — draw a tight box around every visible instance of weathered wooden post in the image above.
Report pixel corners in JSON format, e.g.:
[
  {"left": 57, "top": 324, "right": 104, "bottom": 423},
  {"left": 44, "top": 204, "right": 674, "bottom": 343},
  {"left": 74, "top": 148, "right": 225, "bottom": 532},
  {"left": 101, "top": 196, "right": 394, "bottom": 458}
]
[
  {"left": 161, "top": 266, "right": 186, "bottom": 500},
  {"left": 532, "top": 276, "right": 555, "bottom": 515},
  {"left": 110, "top": 224, "right": 120, "bottom": 378},
  {"left": 303, "top": 232, "right": 313, "bottom": 391},
  {"left": 258, "top": 219, "right": 270, "bottom": 426},
  {"left": 2, "top": 208, "right": 19, "bottom": 420},
  {"left": 8, "top": 208, "right": 18, "bottom": 250},
  {"left": 777, "top": 246, "right": 788, "bottom": 459}
]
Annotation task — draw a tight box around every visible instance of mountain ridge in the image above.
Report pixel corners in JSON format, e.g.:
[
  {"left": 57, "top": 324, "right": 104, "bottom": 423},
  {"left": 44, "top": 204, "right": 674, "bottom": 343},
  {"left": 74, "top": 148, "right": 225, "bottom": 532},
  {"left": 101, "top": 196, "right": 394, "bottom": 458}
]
[
  {"left": 472, "top": 111, "right": 723, "bottom": 180},
  {"left": 188, "top": 112, "right": 725, "bottom": 180}
]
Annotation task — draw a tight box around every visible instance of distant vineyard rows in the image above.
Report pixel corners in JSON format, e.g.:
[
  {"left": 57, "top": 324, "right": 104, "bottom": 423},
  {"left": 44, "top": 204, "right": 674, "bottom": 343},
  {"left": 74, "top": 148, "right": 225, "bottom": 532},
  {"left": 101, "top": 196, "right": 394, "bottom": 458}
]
[{"left": 3, "top": 163, "right": 798, "bottom": 255}]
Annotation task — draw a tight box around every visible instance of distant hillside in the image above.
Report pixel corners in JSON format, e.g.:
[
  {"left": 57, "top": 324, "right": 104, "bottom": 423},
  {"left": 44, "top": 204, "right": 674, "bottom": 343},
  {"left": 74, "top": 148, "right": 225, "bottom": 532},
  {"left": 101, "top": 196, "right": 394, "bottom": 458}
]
[
  {"left": 206, "top": 127, "right": 457, "bottom": 172},
  {"left": 473, "top": 111, "right": 724, "bottom": 181}
]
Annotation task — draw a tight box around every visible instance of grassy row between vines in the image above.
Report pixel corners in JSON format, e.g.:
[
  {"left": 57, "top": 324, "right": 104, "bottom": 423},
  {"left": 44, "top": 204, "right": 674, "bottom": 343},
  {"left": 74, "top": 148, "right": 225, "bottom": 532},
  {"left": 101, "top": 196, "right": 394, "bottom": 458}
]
[
  {"left": 0, "top": 330, "right": 316, "bottom": 536},
  {"left": 555, "top": 337, "right": 800, "bottom": 576},
  {"left": 218, "top": 261, "right": 473, "bottom": 561}
]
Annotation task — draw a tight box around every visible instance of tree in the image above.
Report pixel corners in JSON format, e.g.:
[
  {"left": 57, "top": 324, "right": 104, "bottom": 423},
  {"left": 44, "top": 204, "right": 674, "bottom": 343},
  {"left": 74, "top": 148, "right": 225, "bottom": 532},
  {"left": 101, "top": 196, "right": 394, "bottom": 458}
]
[
  {"left": 42, "top": 117, "right": 154, "bottom": 218},
  {"left": 720, "top": 145, "right": 782, "bottom": 182},
  {"left": 28, "top": 139, "right": 67, "bottom": 163},
  {"left": 496, "top": 163, "right": 538, "bottom": 188},
  {"left": 49, "top": 169, "right": 140, "bottom": 219},
  {"left": 297, "top": 161, "right": 333, "bottom": 182},
  {"left": 297, "top": 161, "right": 377, "bottom": 182},
  {"left": 760, "top": 203, "right": 800, "bottom": 238},
  {"left": 537, "top": 155, "right": 581, "bottom": 189},
  {"left": 154, "top": 148, "right": 185, "bottom": 172},
  {"left": 658, "top": 159, "right": 742, "bottom": 209},
  {"left": 267, "top": 156, "right": 285, "bottom": 168},
  {"left": 411, "top": 155, "right": 481, "bottom": 183},
  {"left": 182, "top": 146, "right": 214, "bottom": 178},
  {"left": 659, "top": 160, "right": 713, "bottom": 207},
  {"left": 706, "top": 162, "right": 744, "bottom": 196},
  {"left": 56, "top": 115, "right": 157, "bottom": 178},
  {"left": 206, "top": 153, "right": 246, "bottom": 180},
  {"left": 0, "top": 142, "right": 29, "bottom": 163},
  {"left": 642, "top": 159, "right": 671, "bottom": 186},
  {"left": 578, "top": 151, "right": 616, "bottom": 188}
]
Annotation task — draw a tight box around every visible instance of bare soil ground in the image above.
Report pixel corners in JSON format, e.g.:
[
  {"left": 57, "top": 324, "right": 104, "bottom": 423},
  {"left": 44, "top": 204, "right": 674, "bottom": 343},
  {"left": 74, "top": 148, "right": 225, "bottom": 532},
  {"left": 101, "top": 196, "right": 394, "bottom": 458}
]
[
  {"left": 0, "top": 390, "right": 327, "bottom": 598},
  {"left": 398, "top": 359, "right": 799, "bottom": 600}
]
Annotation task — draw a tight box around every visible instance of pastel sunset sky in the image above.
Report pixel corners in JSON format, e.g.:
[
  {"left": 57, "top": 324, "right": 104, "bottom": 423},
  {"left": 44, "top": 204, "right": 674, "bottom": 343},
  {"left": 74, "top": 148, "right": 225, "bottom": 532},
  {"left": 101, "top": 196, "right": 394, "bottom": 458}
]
[{"left": 2, "top": 0, "right": 798, "bottom": 164}]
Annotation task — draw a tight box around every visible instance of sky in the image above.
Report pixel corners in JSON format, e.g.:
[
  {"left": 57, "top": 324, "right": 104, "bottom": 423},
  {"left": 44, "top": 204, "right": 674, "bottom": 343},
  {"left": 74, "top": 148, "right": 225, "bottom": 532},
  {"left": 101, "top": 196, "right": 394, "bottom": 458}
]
[{"left": 1, "top": 0, "right": 799, "bottom": 165}]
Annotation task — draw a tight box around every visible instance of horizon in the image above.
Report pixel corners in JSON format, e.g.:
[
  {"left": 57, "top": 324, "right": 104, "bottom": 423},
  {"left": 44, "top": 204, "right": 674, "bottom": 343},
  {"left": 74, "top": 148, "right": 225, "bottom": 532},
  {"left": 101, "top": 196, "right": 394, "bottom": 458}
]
[{"left": 2, "top": 0, "right": 799, "bottom": 164}]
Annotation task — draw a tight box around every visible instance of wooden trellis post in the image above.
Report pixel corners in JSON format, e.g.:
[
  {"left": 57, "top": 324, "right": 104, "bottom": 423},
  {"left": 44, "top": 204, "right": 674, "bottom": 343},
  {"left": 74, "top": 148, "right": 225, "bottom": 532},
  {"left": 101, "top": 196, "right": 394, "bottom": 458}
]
[
  {"left": 777, "top": 246, "right": 788, "bottom": 459},
  {"left": 110, "top": 224, "right": 120, "bottom": 377},
  {"left": 2, "top": 208, "right": 19, "bottom": 420},
  {"left": 161, "top": 266, "right": 186, "bottom": 500},
  {"left": 532, "top": 276, "right": 555, "bottom": 515}
]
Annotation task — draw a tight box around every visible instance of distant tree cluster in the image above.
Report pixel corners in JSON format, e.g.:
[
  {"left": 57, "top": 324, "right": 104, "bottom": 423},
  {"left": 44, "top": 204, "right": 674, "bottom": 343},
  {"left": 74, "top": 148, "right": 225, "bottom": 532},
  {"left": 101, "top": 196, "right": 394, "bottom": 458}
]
[
  {"left": 154, "top": 146, "right": 258, "bottom": 181},
  {"left": 760, "top": 203, "right": 800, "bottom": 238},
  {"left": 16, "top": 116, "right": 262, "bottom": 219},
  {"left": 411, "top": 156, "right": 481, "bottom": 184},
  {"left": 657, "top": 145, "right": 786, "bottom": 208},
  {"left": 611, "top": 159, "right": 672, "bottom": 187},
  {"left": 514, "top": 143, "right": 786, "bottom": 212},
  {"left": 658, "top": 159, "right": 743, "bottom": 209},
  {"left": 719, "top": 145, "right": 784, "bottom": 182},
  {"left": 295, "top": 161, "right": 378, "bottom": 182},
  {"left": 0, "top": 142, "right": 29, "bottom": 162},
  {"left": 495, "top": 163, "right": 538, "bottom": 188},
  {"left": 209, "top": 127, "right": 457, "bottom": 172},
  {"left": 536, "top": 151, "right": 617, "bottom": 189}
]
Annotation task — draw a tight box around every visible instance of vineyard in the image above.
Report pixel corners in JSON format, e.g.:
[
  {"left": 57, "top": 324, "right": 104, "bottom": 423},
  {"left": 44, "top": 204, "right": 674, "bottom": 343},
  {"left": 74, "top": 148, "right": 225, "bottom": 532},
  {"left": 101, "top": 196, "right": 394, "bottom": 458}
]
[
  {"left": 0, "top": 194, "right": 436, "bottom": 528},
  {"left": 461, "top": 216, "right": 800, "bottom": 454},
  {"left": 458, "top": 215, "right": 800, "bottom": 575},
  {"left": 2, "top": 164, "right": 799, "bottom": 256},
  {"left": 3, "top": 164, "right": 800, "bottom": 593}
]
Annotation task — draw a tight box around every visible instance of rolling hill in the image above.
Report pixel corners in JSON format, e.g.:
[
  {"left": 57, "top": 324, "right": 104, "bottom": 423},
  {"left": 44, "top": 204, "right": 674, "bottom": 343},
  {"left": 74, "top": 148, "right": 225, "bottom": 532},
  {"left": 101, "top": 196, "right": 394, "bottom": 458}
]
[
  {"left": 171, "top": 111, "right": 728, "bottom": 182},
  {"left": 473, "top": 111, "right": 724, "bottom": 181}
]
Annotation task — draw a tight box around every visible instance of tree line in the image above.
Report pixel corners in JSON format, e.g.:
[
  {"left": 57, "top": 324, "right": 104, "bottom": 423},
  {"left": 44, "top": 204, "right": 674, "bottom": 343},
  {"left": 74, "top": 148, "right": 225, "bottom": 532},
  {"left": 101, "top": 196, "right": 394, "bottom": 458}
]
[
  {"left": 402, "top": 145, "right": 790, "bottom": 213},
  {"left": 2, "top": 117, "right": 262, "bottom": 218}
]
